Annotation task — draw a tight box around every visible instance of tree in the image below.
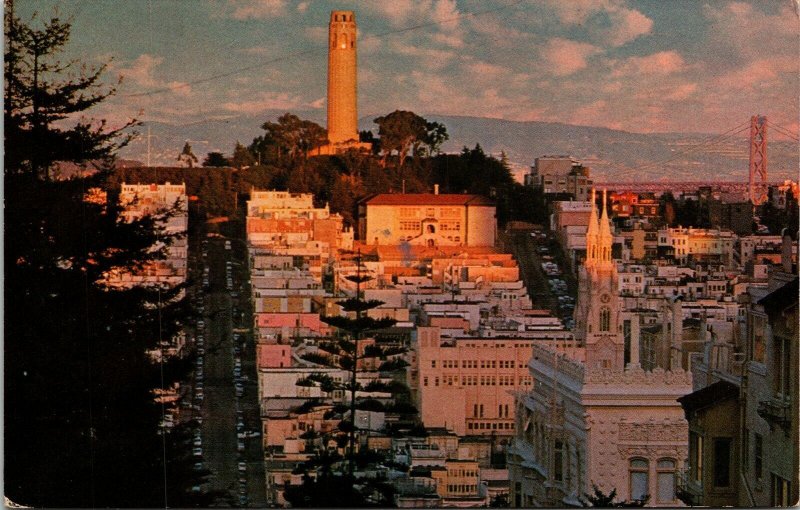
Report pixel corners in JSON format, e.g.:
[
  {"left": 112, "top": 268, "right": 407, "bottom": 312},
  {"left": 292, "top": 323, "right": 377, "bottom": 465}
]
[
  {"left": 231, "top": 140, "right": 255, "bottom": 169},
  {"left": 4, "top": 8, "right": 134, "bottom": 180},
  {"left": 202, "top": 151, "right": 230, "bottom": 167},
  {"left": 313, "top": 255, "right": 398, "bottom": 477},
  {"left": 257, "top": 113, "right": 327, "bottom": 165},
  {"left": 580, "top": 484, "right": 649, "bottom": 508},
  {"left": 178, "top": 141, "right": 199, "bottom": 168},
  {"left": 5, "top": 10, "right": 198, "bottom": 507},
  {"left": 288, "top": 254, "right": 415, "bottom": 507},
  {"left": 423, "top": 120, "right": 449, "bottom": 156},
  {"left": 373, "top": 110, "right": 429, "bottom": 169}
]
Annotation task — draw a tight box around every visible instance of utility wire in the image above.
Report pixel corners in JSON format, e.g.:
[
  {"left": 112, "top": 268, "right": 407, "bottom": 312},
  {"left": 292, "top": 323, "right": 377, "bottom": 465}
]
[{"left": 119, "top": 0, "right": 524, "bottom": 99}]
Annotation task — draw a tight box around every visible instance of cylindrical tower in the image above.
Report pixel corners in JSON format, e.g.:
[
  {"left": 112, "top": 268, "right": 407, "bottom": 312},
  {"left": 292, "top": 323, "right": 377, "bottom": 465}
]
[{"left": 327, "top": 11, "right": 359, "bottom": 145}]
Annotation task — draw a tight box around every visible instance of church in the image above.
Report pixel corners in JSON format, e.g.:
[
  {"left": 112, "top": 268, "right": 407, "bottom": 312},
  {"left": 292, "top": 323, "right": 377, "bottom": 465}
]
[{"left": 508, "top": 190, "right": 693, "bottom": 507}]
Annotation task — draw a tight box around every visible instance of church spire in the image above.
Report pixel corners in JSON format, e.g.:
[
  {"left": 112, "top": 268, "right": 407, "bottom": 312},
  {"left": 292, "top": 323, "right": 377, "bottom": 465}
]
[
  {"left": 598, "top": 188, "right": 612, "bottom": 263},
  {"left": 586, "top": 188, "right": 599, "bottom": 264}
]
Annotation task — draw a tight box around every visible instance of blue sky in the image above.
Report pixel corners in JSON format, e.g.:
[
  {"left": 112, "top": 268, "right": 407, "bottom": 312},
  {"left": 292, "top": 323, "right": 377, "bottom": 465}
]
[{"left": 15, "top": 0, "right": 800, "bottom": 137}]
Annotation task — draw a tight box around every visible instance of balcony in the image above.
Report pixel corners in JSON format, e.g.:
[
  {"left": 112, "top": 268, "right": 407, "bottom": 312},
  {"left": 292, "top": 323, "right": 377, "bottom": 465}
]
[
  {"left": 757, "top": 396, "right": 791, "bottom": 431},
  {"left": 675, "top": 468, "right": 703, "bottom": 507}
]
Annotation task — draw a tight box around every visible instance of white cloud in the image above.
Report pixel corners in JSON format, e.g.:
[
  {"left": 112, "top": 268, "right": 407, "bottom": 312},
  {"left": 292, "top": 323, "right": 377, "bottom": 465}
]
[
  {"left": 296, "top": 1, "right": 308, "bottom": 14},
  {"left": 227, "top": 0, "right": 288, "bottom": 20},
  {"left": 220, "top": 91, "right": 309, "bottom": 112}
]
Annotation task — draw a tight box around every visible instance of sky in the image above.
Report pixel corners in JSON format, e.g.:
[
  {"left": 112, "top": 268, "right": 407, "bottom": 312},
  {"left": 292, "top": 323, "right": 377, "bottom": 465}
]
[{"left": 14, "top": 0, "right": 800, "bottom": 138}]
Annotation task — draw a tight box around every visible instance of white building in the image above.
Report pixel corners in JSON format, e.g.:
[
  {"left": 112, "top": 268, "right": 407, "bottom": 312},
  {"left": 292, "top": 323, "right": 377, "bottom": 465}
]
[
  {"left": 509, "top": 190, "right": 693, "bottom": 507},
  {"left": 109, "top": 182, "right": 188, "bottom": 288}
]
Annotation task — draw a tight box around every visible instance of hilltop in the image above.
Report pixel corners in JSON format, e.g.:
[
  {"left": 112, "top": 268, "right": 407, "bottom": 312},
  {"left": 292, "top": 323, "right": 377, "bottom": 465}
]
[{"left": 117, "top": 112, "right": 797, "bottom": 182}]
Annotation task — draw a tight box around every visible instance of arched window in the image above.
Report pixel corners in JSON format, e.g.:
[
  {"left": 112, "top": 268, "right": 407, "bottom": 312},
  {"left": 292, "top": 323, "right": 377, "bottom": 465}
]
[
  {"left": 629, "top": 458, "right": 649, "bottom": 501},
  {"left": 656, "top": 458, "right": 676, "bottom": 503},
  {"left": 427, "top": 224, "right": 436, "bottom": 234},
  {"left": 600, "top": 307, "right": 611, "bottom": 332},
  {"left": 331, "top": 33, "right": 337, "bottom": 49},
  {"left": 340, "top": 33, "right": 348, "bottom": 49}
]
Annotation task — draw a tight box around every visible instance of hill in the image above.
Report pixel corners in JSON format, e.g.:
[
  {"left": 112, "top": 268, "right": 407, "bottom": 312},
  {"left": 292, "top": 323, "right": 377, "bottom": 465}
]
[{"left": 117, "top": 112, "right": 797, "bottom": 182}]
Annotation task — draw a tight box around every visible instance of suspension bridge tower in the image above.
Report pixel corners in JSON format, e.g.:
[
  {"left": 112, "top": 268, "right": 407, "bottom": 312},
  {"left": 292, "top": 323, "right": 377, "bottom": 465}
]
[{"left": 748, "top": 115, "right": 768, "bottom": 205}]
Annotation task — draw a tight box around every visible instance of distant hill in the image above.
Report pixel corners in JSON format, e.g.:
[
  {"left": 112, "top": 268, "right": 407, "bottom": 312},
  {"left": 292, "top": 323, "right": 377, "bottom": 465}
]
[{"left": 118, "top": 112, "right": 796, "bottom": 182}]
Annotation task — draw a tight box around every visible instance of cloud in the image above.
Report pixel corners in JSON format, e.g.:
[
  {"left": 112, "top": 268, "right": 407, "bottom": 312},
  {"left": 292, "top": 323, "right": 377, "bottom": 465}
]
[
  {"left": 117, "top": 54, "right": 163, "bottom": 88},
  {"left": 544, "top": 0, "right": 653, "bottom": 47},
  {"left": 612, "top": 51, "right": 686, "bottom": 77},
  {"left": 227, "top": 0, "right": 288, "bottom": 20},
  {"left": 304, "top": 26, "right": 328, "bottom": 44},
  {"left": 540, "top": 38, "right": 601, "bottom": 76},
  {"left": 366, "top": 0, "right": 466, "bottom": 48},
  {"left": 296, "top": 2, "right": 308, "bottom": 14},
  {"left": 220, "top": 91, "right": 310, "bottom": 112}
]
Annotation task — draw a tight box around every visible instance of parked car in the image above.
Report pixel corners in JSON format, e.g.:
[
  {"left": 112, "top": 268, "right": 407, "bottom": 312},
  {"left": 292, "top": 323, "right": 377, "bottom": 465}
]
[{"left": 193, "top": 447, "right": 202, "bottom": 457}]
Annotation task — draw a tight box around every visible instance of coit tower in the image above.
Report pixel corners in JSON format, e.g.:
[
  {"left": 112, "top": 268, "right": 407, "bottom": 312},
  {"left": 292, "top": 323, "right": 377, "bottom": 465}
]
[{"left": 327, "top": 11, "right": 359, "bottom": 145}]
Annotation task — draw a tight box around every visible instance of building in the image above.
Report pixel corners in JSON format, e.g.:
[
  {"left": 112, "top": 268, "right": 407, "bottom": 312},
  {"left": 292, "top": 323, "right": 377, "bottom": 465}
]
[
  {"left": 509, "top": 190, "right": 693, "bottom": 507},
  {"left": 316, "top": 11, "right": 371, "bottom": 155},
  {"left": 708, "top": 197, "right": 754, "bottom": 236},
  {"left": 741, "top": 275, "right": 798, "bottom": 506},
  {"left": 359, "top": 192, "right": 496, "bottom": 247},
  {"left": 107, "top": 182, "right": 188, "bottom": 288},
  {"left": 415, "top": 327, "right": 537, "bottom": 437},
  {"left": 677, "top": 275, "right": 798, "bottom": 507},
  {"left": 246, "top": 189, "right": 352, "bottom": 250},
  {"left": 525, "top": 156, "right": 592, "bottom": 201}
]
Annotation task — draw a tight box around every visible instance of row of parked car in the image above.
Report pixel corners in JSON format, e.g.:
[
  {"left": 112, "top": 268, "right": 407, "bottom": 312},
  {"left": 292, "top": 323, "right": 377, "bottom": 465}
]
[{"left": 228, "top": 250, "right": 252, "bottom": 507}]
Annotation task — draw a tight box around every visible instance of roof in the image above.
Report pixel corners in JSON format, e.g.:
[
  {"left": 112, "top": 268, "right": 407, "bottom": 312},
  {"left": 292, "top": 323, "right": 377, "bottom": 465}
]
[
  {"left": 362, "top": 193, "right": 494, "bottom": 206},
  {"left": 758, "top": 277, "right": 798, "bottom": 310},
  {"left": 677, "top": 380, "right": 739, "bottom": 414}
]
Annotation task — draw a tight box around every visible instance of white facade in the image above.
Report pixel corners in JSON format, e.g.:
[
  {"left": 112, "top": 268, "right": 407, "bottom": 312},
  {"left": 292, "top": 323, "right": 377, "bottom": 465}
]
[{"left": 510, "top": 190, "right": 693, "bottom": 507}]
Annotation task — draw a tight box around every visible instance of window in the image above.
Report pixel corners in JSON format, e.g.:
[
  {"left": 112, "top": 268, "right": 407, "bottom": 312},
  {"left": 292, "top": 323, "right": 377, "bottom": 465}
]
[
  {"left": 623, "top": 319, "right": 632, "bottom": 366},
  {"left": 772, "top": 474, "right": 791, "bottom": 507},
  {"left": 754, "top": 433, "right": 763, "bottom": 481},
  {"left": 750, "top": 313, "right": 766, "bottom": 363},
  {"left": 690, "top": 432, "right": 703, "bottom": 483},
  {"left": 554, "top": 440, "right": 564, "bottom": 482},
  {"left": 774, "top": 334, "right": 792, "bottom": 399},
  {"left": 742, "top": 428, "right": 749, "bottom": 470},
  {"left": 656, "top": 459, "right": 676, "bottom": 503},
  {"left": 629, "top": 458, "right": 649, "bottom": 501},
  {"left": 713, "top": 438, "right": 731, "bottom": 487},
  {"left": 600, "top": 307, "right": 611, "bottom": 332}
]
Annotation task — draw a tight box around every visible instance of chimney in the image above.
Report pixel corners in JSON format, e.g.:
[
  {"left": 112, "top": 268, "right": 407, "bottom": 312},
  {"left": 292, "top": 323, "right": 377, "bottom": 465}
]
[{"left": 434, "top": 184, "right": 439, "bottom": 195}]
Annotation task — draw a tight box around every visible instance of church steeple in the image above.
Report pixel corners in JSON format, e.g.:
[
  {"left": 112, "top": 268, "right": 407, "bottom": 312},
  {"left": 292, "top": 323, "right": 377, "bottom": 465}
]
[
  {"left": 598, "top": 188, "right": 612, "bottom": 264},
  {"left": 586, "top": 188, "right": 599, "bottom": 265}
]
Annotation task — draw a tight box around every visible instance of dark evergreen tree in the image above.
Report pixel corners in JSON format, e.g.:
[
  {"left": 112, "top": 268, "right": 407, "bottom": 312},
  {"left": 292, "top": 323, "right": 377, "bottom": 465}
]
[
  {"left": 202, "top": 151, "right": 230, "bottom": 167},
  {"left": 178, "top": 141, "right": 199, "bottom": 168},
  {"left": 4, "top": 9, "right": 200, "bottom": 507}
]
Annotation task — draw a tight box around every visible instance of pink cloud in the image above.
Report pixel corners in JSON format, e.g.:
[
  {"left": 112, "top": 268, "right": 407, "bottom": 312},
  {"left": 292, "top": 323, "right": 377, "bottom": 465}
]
[
  {"left": 540, "top": 38, "right": 601, "bottom": 76},
  {"left": 544, "top": 0, "right": 653, "bottom": 46},
  {"left": 612, "top": 51, "right": 686, "bottom": 77}
]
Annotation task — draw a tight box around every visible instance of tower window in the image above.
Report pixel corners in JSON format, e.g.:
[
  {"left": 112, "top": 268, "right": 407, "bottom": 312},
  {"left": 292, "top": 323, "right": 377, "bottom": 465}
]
[{"left": 600, "top": 307, "right": 611, "bottom": 332}]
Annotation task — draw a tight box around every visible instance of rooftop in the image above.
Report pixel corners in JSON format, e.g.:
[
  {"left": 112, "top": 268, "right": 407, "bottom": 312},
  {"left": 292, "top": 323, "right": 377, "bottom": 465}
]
[{"left": 363, "top": 193, "right": 494, "bottom": 206}]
